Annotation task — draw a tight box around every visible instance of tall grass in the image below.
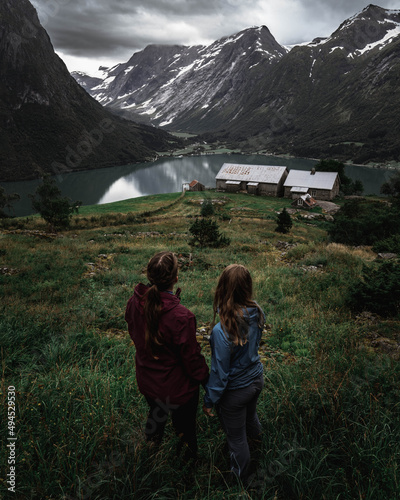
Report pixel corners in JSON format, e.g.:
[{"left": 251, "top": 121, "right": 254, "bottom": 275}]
[{"left": 1, "top": 191, "right": 399, "bottom": 499}]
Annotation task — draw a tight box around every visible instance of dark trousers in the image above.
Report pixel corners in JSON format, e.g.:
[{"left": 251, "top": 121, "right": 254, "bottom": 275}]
[
  {"left": 217, "top": 375, "right": 264, "bottom": 478},
  {"left": 144, "top": 390, "right": 199, "bottom": 459}
]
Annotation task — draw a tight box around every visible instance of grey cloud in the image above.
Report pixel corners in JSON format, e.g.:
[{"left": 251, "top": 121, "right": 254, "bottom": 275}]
[{"left": 30, "top": 0, "right": 400, "bottom": 70}]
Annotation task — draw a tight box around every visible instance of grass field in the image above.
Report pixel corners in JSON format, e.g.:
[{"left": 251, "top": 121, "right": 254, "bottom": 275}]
[{"left": 1, "top": 190, "right": 399, "bottom": 499}]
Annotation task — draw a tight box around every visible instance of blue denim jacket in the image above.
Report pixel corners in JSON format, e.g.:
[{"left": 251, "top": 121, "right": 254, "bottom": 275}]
[{"left": 204, "top": 306, "right": 264, "bottom": 407}]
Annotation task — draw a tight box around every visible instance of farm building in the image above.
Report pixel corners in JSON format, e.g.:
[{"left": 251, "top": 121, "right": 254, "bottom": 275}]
[
  {"left": 292, "top": 193, "right": 317, "bottom": 209},
  {"left": 182, "top": 180, "right": 205, "bottom": 192},
  {"left": 188, "top": 180, "right": 205, "bottom": 191},
  {"left": 284, "top": 169, "right": 340, "bottom": 200},
  {"left": 215, "top": 163, "right": 288, "bottom": 197}
]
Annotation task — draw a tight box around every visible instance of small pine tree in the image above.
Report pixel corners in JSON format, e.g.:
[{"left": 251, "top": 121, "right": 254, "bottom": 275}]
[
  {"left": 200, "top": 200, "right": 215, "bottom": 217},
  {"left": 275, "top": 207, "right": 292, "bottom": 234},
  {"left": 29, "top": 176, "right": 81, "bottom": 230},
  {"left": 0, "top": 186, "right": 20, "bottom": 218},
  {"left": 189, "top": 217, "right": 230, "bottom": 248}
]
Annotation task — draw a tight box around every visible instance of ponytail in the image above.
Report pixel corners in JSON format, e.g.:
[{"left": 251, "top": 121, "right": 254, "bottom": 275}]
[
  {"left": 143, "top": 284, "right": 164, "bottom": 356},
  {"left": 143, "top": 252, "right": 178, "bottom": 357}
]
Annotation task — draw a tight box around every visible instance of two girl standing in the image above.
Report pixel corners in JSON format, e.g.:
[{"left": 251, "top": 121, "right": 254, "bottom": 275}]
[{"left": 125, "top": 251, "right": 265, "bottom": 479}]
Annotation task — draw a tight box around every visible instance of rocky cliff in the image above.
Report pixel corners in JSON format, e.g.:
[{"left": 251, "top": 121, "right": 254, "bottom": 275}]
[{"left": 0, "top": 0, "right": 180, "bottom": 181}]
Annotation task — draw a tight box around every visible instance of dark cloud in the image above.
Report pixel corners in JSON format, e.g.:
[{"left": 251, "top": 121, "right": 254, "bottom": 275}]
[{"left": 29, "top": 0, "right": 400, "bottom": 73}]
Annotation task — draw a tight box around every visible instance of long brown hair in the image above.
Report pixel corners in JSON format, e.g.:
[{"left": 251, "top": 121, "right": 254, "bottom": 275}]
[
  {"left": 143, "top": 251, "right": 178, "bottom": 356},
  {"left": 212, "top": 264, "right": 264, "bottom": 346}
]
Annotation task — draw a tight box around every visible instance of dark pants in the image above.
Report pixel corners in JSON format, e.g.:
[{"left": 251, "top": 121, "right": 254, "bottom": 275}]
[
  {"left": 145, "top": 390, "right": 199, "bottom": 459},
  {"left": 217, "top": 375, "right": 264, "bottom": 478}
]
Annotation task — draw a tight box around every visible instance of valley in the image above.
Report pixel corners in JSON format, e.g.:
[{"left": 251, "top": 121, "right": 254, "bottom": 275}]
[
  {"left": 74, "top": 5, "right": 400, "bottom": 166},
  {"left": 1, "top": 190, "right": 399, "bottom": 498}
]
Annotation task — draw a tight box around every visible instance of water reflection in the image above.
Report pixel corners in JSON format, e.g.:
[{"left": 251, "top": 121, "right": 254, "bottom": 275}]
[
  {"left": 98, "top": 177, "right": 143, "bottom": 204},
  {"left": 0, "top": 154, "right": 394, "bottom": 217}
]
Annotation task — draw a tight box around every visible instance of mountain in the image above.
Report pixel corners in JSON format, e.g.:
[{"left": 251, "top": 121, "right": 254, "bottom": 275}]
[
  {"left": 75, "top": 5, "right": 400, "bottom": 164},
  {"left": 0, "top": 0, "right": 181, "bottom": 182},
  {"left": 224, "top": 4, "right": 400, "bottom": 163},
  {"left": 72, "top": 26, "right": 287, "bottom": 132}
]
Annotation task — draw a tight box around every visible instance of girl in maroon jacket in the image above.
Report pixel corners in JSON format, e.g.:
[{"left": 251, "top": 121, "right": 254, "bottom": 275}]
[{"left": 125, "top": 251, "right": 209, "bottom": 460}]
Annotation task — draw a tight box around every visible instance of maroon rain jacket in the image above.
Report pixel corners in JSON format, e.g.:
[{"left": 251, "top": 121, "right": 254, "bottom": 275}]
[{"left": 125, "top": 283, "right": 209, "bottom": 405}]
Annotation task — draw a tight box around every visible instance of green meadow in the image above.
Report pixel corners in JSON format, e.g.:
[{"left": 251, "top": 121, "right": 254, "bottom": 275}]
[{"left": 1, "top": 190, "right": 399, "bottom": 499}]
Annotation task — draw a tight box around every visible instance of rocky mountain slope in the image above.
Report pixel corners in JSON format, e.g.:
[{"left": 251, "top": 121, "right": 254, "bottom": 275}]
[
  {"left": 75, "top": 5, "right": 400, "bottom": 164},
  {"left": 73, "top": 26, "right": 287, "bottom": 132},
  {"left": 225, "top": 4, "right": 400, "bottom": 163},
  {"left": 0, "top": 0, "right": 180, "bottom": 182}
]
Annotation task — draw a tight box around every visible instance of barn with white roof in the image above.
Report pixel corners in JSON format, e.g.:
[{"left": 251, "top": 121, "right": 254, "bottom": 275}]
[
  {"left": 283, "top": 169, "right": 340, "bottom": 200},
  {"left": 215, "top": 163, "right": 289, "bottom": 197}
]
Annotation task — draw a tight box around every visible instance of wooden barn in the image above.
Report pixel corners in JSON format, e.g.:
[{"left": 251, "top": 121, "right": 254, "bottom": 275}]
[
  {"left": 183, "top": 180, "right": 205, "bottom": 192},
  {"left": 291, "top": 193, "right": 317, "bottom": 209},
  {"left": 284, "top": 169, "right": 340, "bottom": 200},
  {"left": 215, "top": 163, "right": 288, "bottom": 197},
  {"left": 188, "top": 180, "right": 205, "bottom": 192}
]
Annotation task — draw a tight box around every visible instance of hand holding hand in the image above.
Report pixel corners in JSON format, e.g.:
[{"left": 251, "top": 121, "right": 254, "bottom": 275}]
[{"left": 203, "top": 404, "right": 215, "bottom": 417}]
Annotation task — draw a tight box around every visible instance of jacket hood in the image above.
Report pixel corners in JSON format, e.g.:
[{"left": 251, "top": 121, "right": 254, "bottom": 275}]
[
  {"left": 241, "top": 304, "right": 265, "bottom": 325},
  {"left": 243, "top": 306, "right": 261, "bottom": 319},
  {"left": 133, "top": 283, "right": 181, "bottom": 313}
]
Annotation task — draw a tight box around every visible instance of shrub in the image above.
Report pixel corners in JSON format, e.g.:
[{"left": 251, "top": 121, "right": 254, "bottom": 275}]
[
  {"left": 275, "top": 207, "right": 293, "bottom": 234},
  {"left": 373, "top": 234, "right": 400, "bottom": 254},
  {"left": 200, "top": 200, "right": 215, "bottom": 217},
  {"left": 29, "top": 176, "right": 81, "bottom": 230},
  {"left": 189, "top": 217, "right": 230, "bottom": 248},
  {"left": 348, "top": 261, "right": 400, "bottom": 316},
  {"left": 328, "top": 198, "right": 400, "bottom": 246},
  {"left": 0, "top": 186, "right": 20, "bottom": 218}
]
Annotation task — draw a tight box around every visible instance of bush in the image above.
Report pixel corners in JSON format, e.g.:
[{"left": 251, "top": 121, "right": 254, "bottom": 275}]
[
  {"left": 200, "top": 200, "right": 215, "bottom": 217},
  {"left": 189, "top": 217, "right": 230, "bottom": 248},
  {"left": 328, "top": 199, "right": 400, "bottom": 246},
  {"left": 275, "top": 207, "right": 292, "bottom": 234},
  {"left": 372, "top": 234, "right": 400, "bottom": 254},
  {"left": 0, "top": 186, "right": 20, "bottom": 218},
  {"left": 30, "top": 176, "right": 81, "bottom": 230},
  {"left": 348, "top": 261, "right": 400, "bottom": 316}
]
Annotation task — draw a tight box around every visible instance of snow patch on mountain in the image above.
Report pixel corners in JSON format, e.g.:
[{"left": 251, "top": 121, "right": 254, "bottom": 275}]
[{"left": 348, "top": 21, "right": 400, "bottom": 57}]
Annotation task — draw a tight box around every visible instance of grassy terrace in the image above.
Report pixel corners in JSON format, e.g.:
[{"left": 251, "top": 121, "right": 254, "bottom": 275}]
[{"left": 0, "top": 190, "right": 399, "bottom": 499}]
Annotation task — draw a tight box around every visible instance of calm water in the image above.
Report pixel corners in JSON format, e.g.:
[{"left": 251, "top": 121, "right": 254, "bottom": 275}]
[{"left": 1, "top": 154, "right": 394, "bottom": 217}]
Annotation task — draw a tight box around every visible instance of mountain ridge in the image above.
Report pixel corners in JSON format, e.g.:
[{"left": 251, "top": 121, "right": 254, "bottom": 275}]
[
  {"left": 74, "top": 4, "right": 400, "bottom": 164},
  {"left": 0, "top": 0, "right": 180, "bottom": 182}
]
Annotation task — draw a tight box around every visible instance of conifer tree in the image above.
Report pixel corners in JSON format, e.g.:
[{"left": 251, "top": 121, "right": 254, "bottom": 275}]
[
  {"left": 0, "top": 187, "right": 20, "bottom": 218},
  {"left": 30, "top": 176, "right": 81, "bottom": 230},
  {"left": 189, "top": 217, "right": 230, "bottom": 248},
  {"left": 275, "top": 207, "right": 292, "bottom": 234}
]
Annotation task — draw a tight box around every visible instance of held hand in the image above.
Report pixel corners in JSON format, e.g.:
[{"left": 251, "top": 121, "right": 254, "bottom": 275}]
[{"left": 203, "top": 404, "right": 215, "bottom": 417}]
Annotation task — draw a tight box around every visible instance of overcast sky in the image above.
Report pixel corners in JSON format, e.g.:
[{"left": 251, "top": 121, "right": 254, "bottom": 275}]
[{"left": 30, "top": 0, "right": 400, "bottom": 75}]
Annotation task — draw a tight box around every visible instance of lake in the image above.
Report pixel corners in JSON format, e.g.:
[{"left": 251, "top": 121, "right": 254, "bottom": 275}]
[{"left": 1, "top": 154, "right": 395, "bottom": 217}]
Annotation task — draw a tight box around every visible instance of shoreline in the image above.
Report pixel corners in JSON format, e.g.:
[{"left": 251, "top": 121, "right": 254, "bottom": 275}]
[{"left": 169, "top": 148, "right": 400, "bottom": 172}]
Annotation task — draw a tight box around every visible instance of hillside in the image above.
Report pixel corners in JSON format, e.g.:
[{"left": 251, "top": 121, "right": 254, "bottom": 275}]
[
  {"left": 0, "top": 0, "right": 181, "bottom": 182},
  {"left": 75, "top": 5, "right": 400, "bottom": 164},
  {"left": 1, "top": 190, "right": 399, "bottom": 498}
]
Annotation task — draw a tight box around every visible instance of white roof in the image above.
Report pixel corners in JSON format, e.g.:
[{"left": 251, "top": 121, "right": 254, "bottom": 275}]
[
  {"left": 216, "top": 163, "right": 288, "bottom": 184},
  {"left": 291, "top": 186, "right": 309, "bottom": 193},
  {"left": 284, "top": 170, "right": 338, "bottom": 190}
]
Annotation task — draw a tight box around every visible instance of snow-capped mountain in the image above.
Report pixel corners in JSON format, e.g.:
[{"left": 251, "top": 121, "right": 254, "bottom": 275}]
[
  {"left": 74, "top": 4, "right": 400, "bottom": 163},
  {"left": 225, "top": 4, "right": 400, "bottom": 163},
  {"left": 73, "top": 25, "right": 287, "bottom": 131}
]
